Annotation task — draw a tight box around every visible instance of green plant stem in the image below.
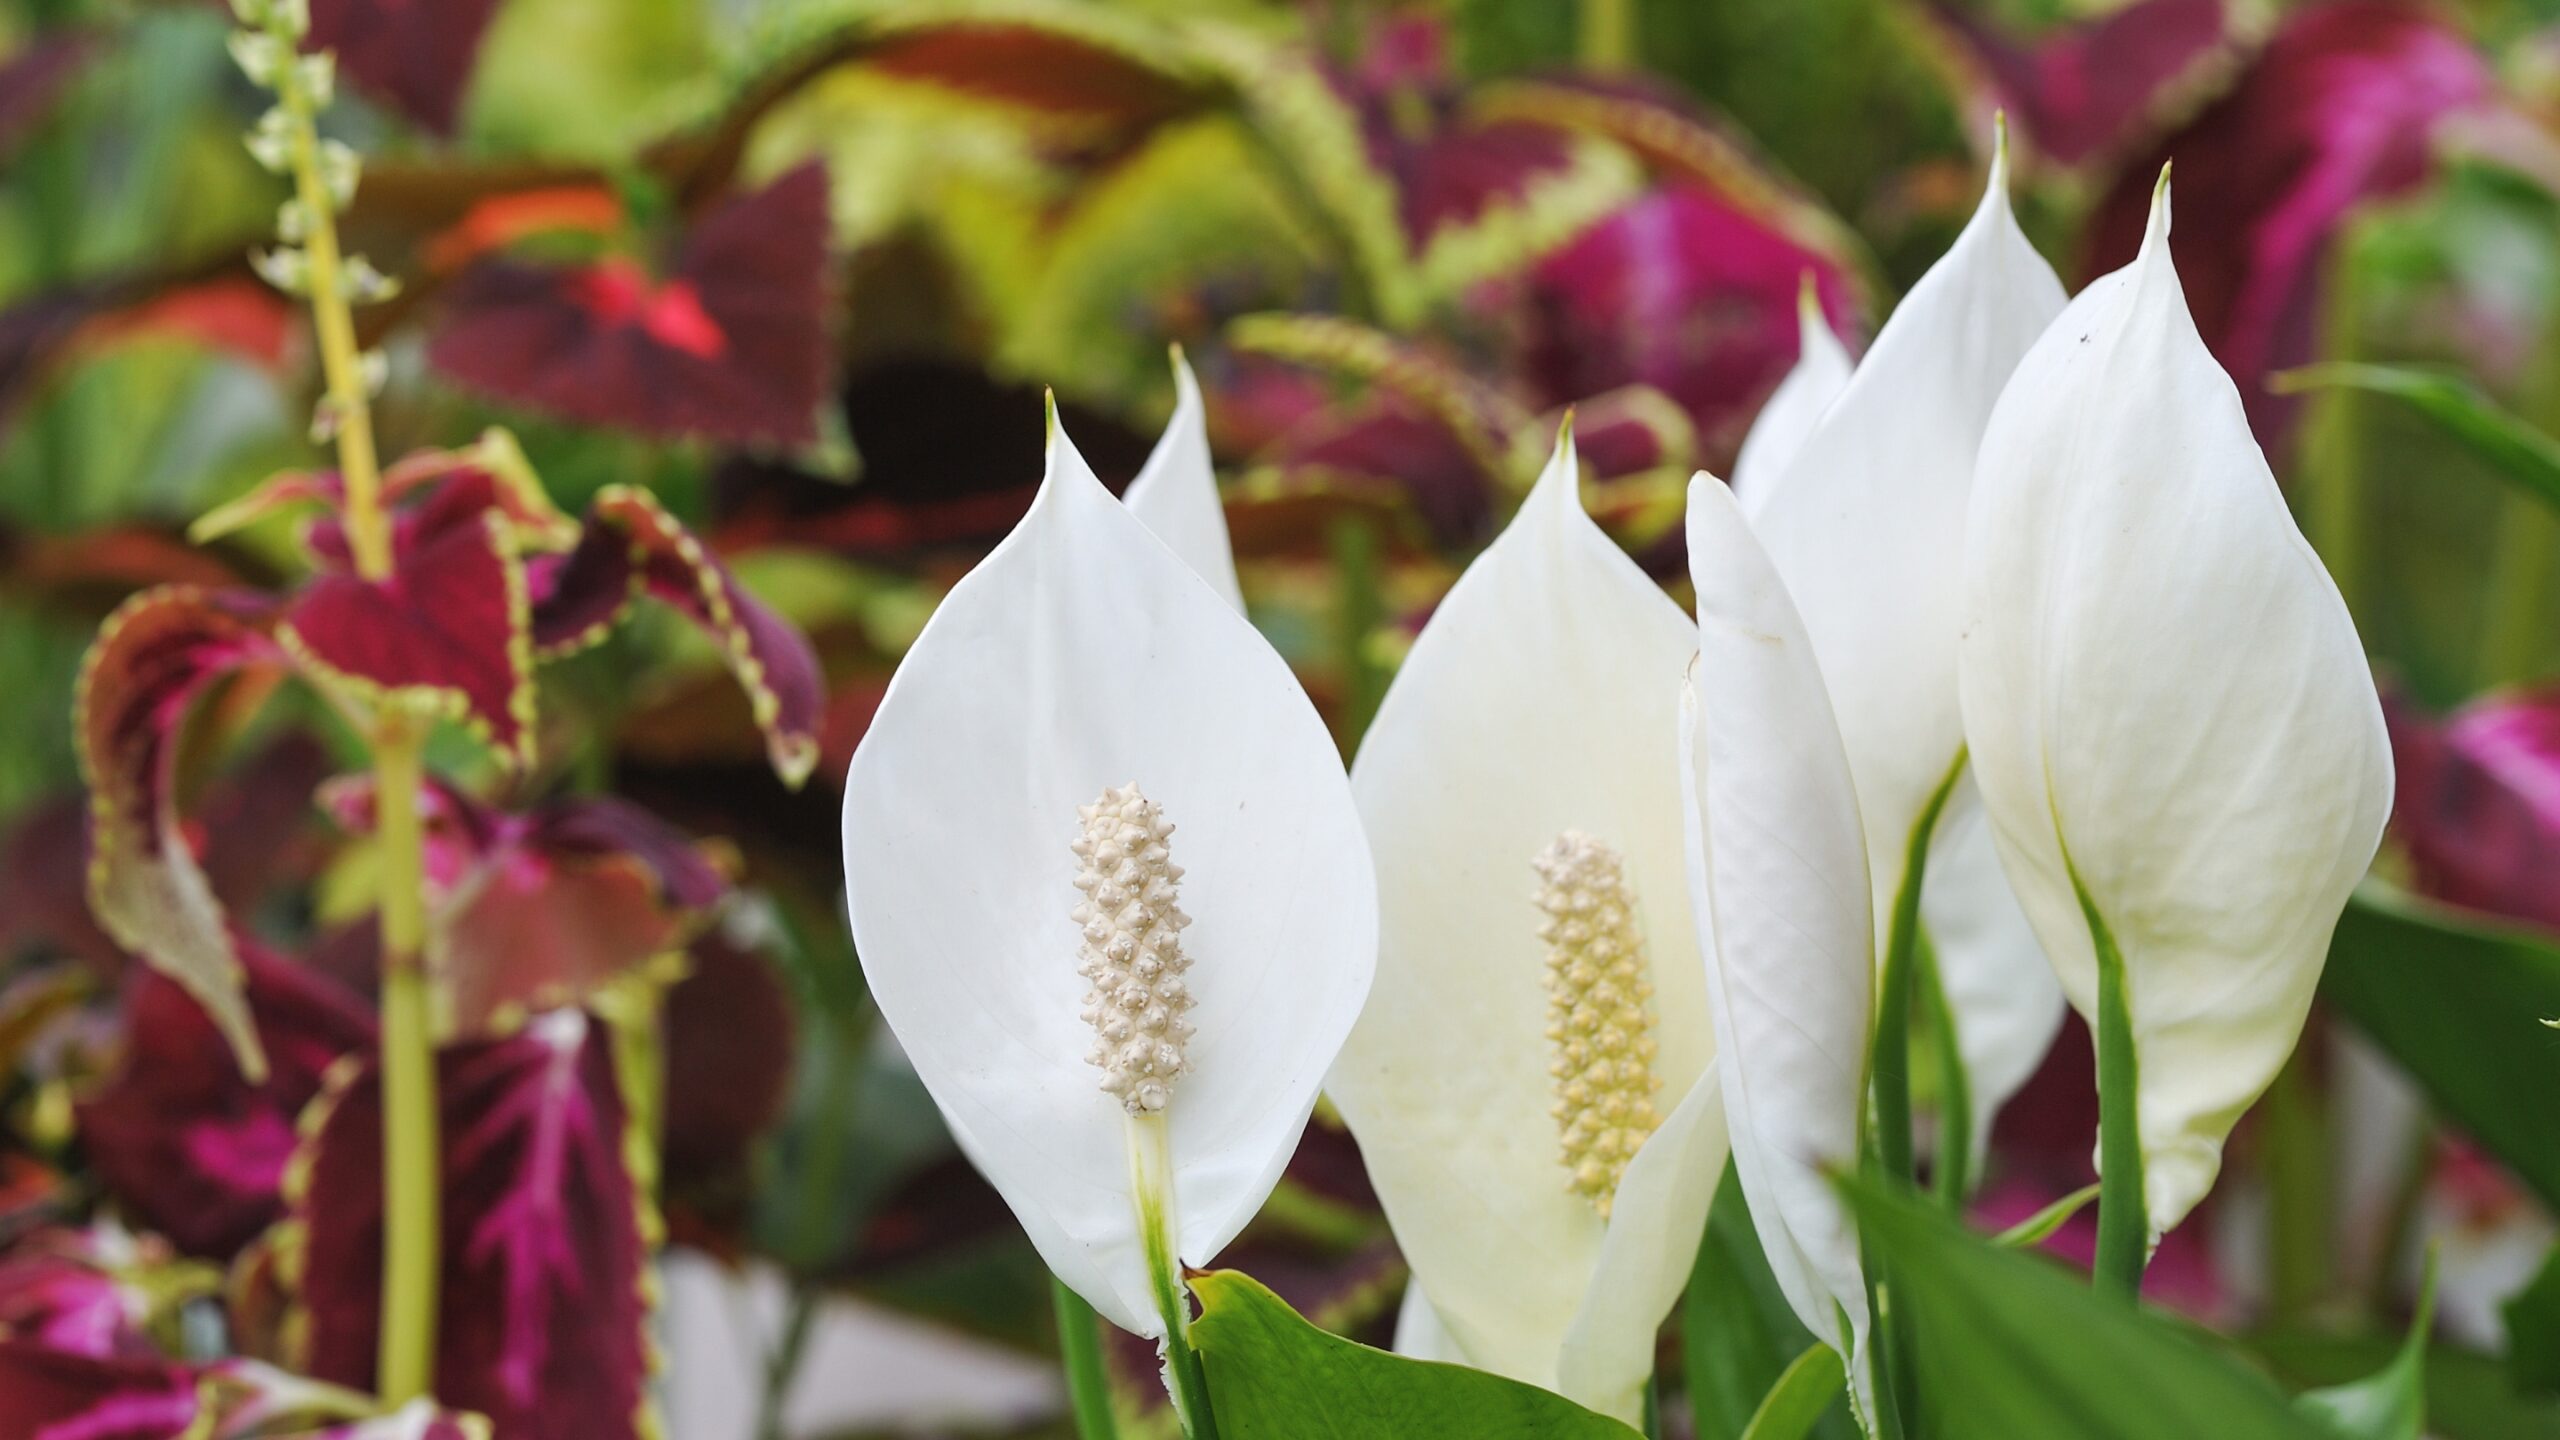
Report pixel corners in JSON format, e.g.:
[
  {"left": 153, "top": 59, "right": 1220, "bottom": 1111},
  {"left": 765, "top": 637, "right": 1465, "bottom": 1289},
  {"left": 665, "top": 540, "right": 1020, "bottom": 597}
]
[
  {"left": 1640, "top": 1377, "right": 1661, "bottom": 1439},
  {"left": 1579, "top": 0, "right": 1634, "bottom": 69},
  {"left": 1052, "top": 1275, "right": 1122, "bottom": 1440},
  {"left": 2082, "top": 885, "right": 2149, "bottom": 1303},
  {"left": 2477, "top": 491, "right": 2555, "bottom": 688},
  {"left": 756, "top": 1286, "right": 817, "bottom": 1440},
  {"left": 1873, "top": 755, "right": 1965, "bottom": 1190},
  {"left": 1329, "top": 516, "right": 1386, "bottom": 750},
  {"left": 372, "top": 725, "right": 440, "bottom": 1402},
  {"left": 1919, "top": 937, "right": 1973, "bottom": 1208},
  {"left": 1130, "top": 1115, "right": 1219, "bottom": 1440},
  {"left": 267, "top": 19, "right": 430, "bottom": 1394},
  {"left": 2264, "top": 1043, "right": 2332, "bottom": 1325}
]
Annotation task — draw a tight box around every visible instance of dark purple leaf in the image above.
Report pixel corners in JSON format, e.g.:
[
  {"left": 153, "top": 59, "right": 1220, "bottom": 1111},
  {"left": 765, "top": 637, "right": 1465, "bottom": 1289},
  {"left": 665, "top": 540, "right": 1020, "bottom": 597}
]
[
  {"left": 428, "top": 165, "right": 833, "bottom": 447},
  {"left": 0, "top": 1342, "right": 196, "bottom": 1440},
  {"left": 290, "top": 1013, "right": 649, "bottom": 1440},
  {"left": 1921, "top": 0, "right": 2242, "bottom": 167},
  {"left": 306, "top": 0, "right": 505, "bottom": 136}
]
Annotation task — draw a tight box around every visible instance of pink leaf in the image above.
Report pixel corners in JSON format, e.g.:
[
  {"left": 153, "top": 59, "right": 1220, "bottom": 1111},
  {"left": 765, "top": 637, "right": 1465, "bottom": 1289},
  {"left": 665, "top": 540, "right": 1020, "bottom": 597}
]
[
  {"left": 1921, "top": 0, "right": 2242, "bottom": 168},
  {"left": 2386, "top": 686, "right": 2560, "bottom": 935},
  {"left": 0, "top": 1342, "right": 197, "bottom": 1440}
]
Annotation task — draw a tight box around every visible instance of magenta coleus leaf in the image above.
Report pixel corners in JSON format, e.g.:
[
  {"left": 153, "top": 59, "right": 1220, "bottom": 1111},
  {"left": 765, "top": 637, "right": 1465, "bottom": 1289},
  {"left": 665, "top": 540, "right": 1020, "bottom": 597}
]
[
  {"left": 281, "top": 504, "right": 536, "bottom": 770},
  {"left": 2081, "top": 0, "right": 2492, "bottom": 442},
  {"left": 2386, "top": 686, "right": 2560, "bottom": 934},
  {"left": 290, "top": 1013, "right": 650, "bottom": 1440},
  {"left": 1921, "top": 0, "right": 2241, "bottom": 168},
  {"left": 305, "top": 0, "right": 504, "bottom": 136},
  {"left": 531, "top": 487, "right": 823, "bottom": 786},
  {"left": 0, "top": 1341, "right": 198, "bottom": 1440},
  {"left": 77, "top": 941, "right": 374, "bottom": 1260},
  {"left": 428, "top": 165, "right": 833, "bottom": 447},
  {"left": 324, "top": 776, "right": 727, "bottom": 1036},
  {"left": 73, "top": 587, "right": 285, "bottom": 1082},
  {"left": 0, "top": 1230, "right": 159, "bottom": 1360}
]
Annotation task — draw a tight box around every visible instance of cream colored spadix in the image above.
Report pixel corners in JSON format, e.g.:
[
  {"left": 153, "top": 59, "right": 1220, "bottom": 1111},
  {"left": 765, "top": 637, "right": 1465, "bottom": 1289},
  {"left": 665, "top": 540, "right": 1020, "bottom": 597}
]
[
  {"left": 1742, "top": 135, "right": 2065, "bottom": 965},
  {"left": 1680, "top": 473, "right": 1875, "bottom": 1420},
  {"left": 842, "top": 410, "right": 1376, "bottom": 1338},
  {"left": 1072, "top": 783, "right": 1197, "bottom": 1115},
  {"left": 1957, "top": 176, "right": 2392, "bottom": 1237},
  {"left": 1329, "top": 426, "right": 1727, "bottom": 1425},
  {"left": 1533, "top": 830, "right": 1664, "bottom": 1219}
]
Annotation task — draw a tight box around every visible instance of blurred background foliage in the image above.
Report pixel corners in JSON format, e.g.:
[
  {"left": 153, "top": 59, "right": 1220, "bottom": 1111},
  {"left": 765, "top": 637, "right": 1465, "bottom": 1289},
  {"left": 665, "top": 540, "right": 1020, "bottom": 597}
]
[{"left": 3, "top": 0, "right": 2560, "bottom": 1436}]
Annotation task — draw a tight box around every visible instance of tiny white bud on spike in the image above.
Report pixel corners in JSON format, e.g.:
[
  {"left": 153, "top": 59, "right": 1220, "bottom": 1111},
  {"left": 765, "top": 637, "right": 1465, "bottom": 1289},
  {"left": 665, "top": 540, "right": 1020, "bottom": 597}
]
[
  {"left": 1533, "top": 830, "right": 1663, "bottom": 1220},
  {"left": 250, "top": 246, "right": 310, "bottom": 295},
  {"left": 294, "top": 53, "right": 334, "bottom": 108},
  {"left": 318, "top": 140, "right": 361, "bottom": 209},
  {"left": 270, "top": 0, "right": 311, "bottom": 38},
  {"left": 276, "top": 199, "right": 309, "bottom": 244},
  {"left": 227, "top": 31, "right": 285, "bottom": 88},
  {"left": 357, "top": 348, "right": 390, "bottom": 398},
  {"left": 245, "top": 109, "right": 294, "bottom": 173},
  {"left": 1072, "top": 784, "right": 1195, "bottom": 1115}
]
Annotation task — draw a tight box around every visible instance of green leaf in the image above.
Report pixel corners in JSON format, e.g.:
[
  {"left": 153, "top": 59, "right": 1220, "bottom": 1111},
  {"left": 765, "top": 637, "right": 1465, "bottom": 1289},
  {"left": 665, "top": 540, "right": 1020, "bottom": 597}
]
[
  {"left": 2503, "top": 1248, "right": 2559, "bottom": 1397},
  {"left": 1188, "top": 1270, "right": 1641, "bottom": 1439},
  {"left": 1684, "top": 1165, "right": 1854, "bottom": 1440},
  {"left": 2297, "top": 1254, "right": 2435, "bottom": 1440},
  {"left": 1843, "top": 1178, "right": 2332, "bottom": 1438},
  {"left": 1991, "top": 1184, "right": 2101, "bottom": 1249},
  {"left": 1740, "top": 1345, "right": 1848, "bottom": 1440},
  {"left": 2247, "top": 1333, "right": 2560, "bottom": 1440},
  {"left": 2275, "top": 364, "right": 2560, "bottom": 518},
  {"left": 2321, "top": 887, "right": 2560, "bottom": 1212}
]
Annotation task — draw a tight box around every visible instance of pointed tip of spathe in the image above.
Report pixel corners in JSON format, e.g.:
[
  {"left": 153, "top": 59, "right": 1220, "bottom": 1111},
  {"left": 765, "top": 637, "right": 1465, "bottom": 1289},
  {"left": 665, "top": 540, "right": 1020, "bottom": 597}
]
[
  {"left": 2143, "top": 162, "right": 2174, "bottom": 258},
  {"left": 1990, "top": 108, "right": 2011, "bottom": 187},
  {"left": 1043, "top": 388, "right": 1060, "bottom": 450}
]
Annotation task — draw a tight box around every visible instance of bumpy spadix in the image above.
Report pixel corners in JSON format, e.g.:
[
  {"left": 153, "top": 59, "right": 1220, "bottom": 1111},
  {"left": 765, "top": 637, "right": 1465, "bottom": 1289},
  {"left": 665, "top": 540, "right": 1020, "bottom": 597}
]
[
  {"left": 1533, "top": 831, "right": 1662, "bottom": 1218},
  {"left": 1072, "top": 783, "right": 1196, "bottom": 1115}
]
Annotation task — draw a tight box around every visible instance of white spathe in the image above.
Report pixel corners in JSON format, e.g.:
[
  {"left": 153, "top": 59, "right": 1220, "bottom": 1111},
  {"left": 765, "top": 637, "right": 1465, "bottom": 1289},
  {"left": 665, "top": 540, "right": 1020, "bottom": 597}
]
[
  {"left": 1957, "top": 177, "right": 2392, "bottom": 1237},
  {"left": 1729, "top": 282, "right": 1852, "bottom": 500},
  {"left": 1680, "top": 472, "right": 1876, "bottom": 1419},
  {"left": 1742, "top": 141, "right": 2066, "bottom": 955},
  {"left": 1329, "top": 428, "right": 1725, "bottom": 1425},
  {"left": 1121, "top": 347, "right": 1244, "bottom": 614},
  {"left": 842, "top": 413, "right": 1377, "bottom": 1336}
]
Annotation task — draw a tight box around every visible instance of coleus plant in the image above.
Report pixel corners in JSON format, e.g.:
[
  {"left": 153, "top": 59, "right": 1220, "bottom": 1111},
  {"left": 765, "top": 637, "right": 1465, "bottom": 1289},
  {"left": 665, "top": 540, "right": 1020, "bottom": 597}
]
[{"left": 28, "top": 2, "right": 825, "bottom": 1435}]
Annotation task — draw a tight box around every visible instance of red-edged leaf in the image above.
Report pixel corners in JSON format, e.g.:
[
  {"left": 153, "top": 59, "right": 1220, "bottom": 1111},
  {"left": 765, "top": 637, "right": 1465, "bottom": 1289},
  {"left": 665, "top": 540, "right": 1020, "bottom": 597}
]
[
  {"left": 77, "top": 942, "right": 374, "bottom": 1261},
  {"left": 428, "top": 165, "right": 833, "bottom": 447},
  {"left": 2385, "top": 686, "right": 2560, "bottom": 935},
  {"left": 2082, "top": 1, "right": 2493, "bottom": 443},
  {"left": 532, "top": 487, "right": 822, "bottom": 786},
  {"left": 305, "top": 0, "right": 505, "bottom": 136},
  {"left": 290, "top": 1013, "right": 650, "bottom": 1440},
  {"left": 282, "top": 508, "right": 536, "bottom": 769},
  {"left": 862, "top": 15, "right": 1201, "bottom": 130},
  {"left": 0, "top": 1342, "right": 197, "bottom": 1440},
  {"left": 73, "top": 588, "right": 283, "bottom": 1082},
  {"left": 1920, "top": 0, "right": 2243, "bottom": 168},
  {"left": 323, "top": 777, "right": 727, "bottom": 1035}
]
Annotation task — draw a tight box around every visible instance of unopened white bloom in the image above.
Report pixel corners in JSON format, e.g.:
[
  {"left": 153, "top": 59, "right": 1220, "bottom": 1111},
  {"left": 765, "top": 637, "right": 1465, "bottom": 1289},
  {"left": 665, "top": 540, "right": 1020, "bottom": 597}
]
[
  {"left": 1734, "top": 141, "right": 2068, "bottom": 1165},
  {"left": 842, "top": 411, "right": 1376, "bottom": 1338},
  {"left": 1680, "top": 473, "right": 1875, "bottom": 1420},
  {"left": 1329, "top": 428, "right": 1728, "bottom": 1425},
  {"left": 1958, "top": 177, "right": 2392, "bottom": 1237}
]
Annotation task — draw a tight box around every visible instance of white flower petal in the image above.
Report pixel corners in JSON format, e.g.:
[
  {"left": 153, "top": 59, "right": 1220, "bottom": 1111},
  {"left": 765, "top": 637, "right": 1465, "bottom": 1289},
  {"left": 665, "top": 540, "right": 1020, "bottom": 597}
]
[
  {"left": 1121, "top": 348, "right": 1243, "bottom": 614},
  {"left": 1957, "top": 180, "right": 2393, "bottom": 1235},
  {"left": 1330, "top": 428, "right": 1710, "bottom": 1396},
  {"left": 1742, "top": 148, "right": 2064, "bottom": 940},
  {"left": 1731, "top": 284, "right": 1852, "bottom": 502},
  {"left": 843, "top": 416, "right": 1376, "bottom": 1335},
  {"left": 1919, "top": 777, "right": 2068, "bottom": 1167},
  {"left": 1680, "top": 473, "right": 1874, "bottom": 1411},
  {"left": 1392, "top": 1283, "right": 1469, "bottom": 1366},
  {"left": 1558, "top": 1065, "right": 1730, "bottom": 1425}
]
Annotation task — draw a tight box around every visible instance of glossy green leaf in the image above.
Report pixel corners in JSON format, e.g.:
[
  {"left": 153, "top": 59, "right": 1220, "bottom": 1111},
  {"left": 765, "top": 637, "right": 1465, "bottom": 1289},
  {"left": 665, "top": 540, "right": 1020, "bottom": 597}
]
[
  {"left": 2275, "top": 364, "right": 2560, "bottom": 517},
  {"left": 1684, "top": 1165, "right": 1854, "bottom": 1440},
  {"left": 1992, "top": 1185, "right": 2101, "bottom": 1249},
  {"left": 2248, "top": 1333, "right": 2560, "bottom": 1440},
  {"left": 1188, "top": 1270, "right": 1642, "bottom": 1439},
  {"left": 2321, "top": 887, "right": 2560, "bottom": 1211},
  {"left": 2297, "top": 1254, "right": 2434, "bottom": 1439},
  {"left": 2504, "top": 1248, "right": 2559, "bottom": 1397},
  {"left": 1843, "top": 1178, "right": 2331, "bottom": 1438},
  {"left": 1739, "top": 1345, "right": 1847, "bottom": 1440}
]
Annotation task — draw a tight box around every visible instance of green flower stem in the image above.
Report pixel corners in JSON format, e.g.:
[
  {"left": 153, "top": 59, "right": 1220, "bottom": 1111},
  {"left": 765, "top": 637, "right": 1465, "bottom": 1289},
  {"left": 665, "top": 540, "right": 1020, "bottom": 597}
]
[
  {"left": 1919, "top": 938, "right": 1974, "bottom": 1208},
  {"left": 2263, "top": 1045, "right": 2332, "bottom": 1323},
  {"left": 1872, "top": 754, "right": 1967, "bottom": 1189},
  {"left": 1130, "top": 1115, "right": 1221, "bottom": 1440},
  {"left": 371, "top": 722, "right": 440, "bottom": 1403},
  {"left": 1052, "top": 1274, "right": 1123, "bottom": 1440},
  {"left": 2080, "top": 884, "right": 2149, "bottom": 1302}
]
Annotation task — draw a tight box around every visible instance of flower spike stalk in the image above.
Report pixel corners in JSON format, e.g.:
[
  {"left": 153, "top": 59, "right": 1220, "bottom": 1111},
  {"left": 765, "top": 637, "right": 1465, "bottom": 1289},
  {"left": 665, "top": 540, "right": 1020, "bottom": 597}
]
[{"left": 231, "top": 0, "right": 438, "bottom": 1402}]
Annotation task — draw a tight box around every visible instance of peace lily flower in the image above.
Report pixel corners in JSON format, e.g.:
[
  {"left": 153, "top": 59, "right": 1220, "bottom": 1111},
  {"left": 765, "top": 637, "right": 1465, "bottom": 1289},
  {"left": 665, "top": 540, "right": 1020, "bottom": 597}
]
[
  {"left": 1736, "top": 134, "right": 2069, "bottom": 1179},
  {"left": 1957, "top": 175, "right": 2392, "bottom": 1246},
  {"left": 1328, "top": 425, "right": 1728, "bottom": 1426},
  {"left": 1121, "top": 347, "right": 1244, "bottom": 614},
  {"left": 1679, "top": 473, "right": 1877, "bottom": 1421},
  {"left": 840, "top": 408, "right": 1377, "bottom": 1392}
]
